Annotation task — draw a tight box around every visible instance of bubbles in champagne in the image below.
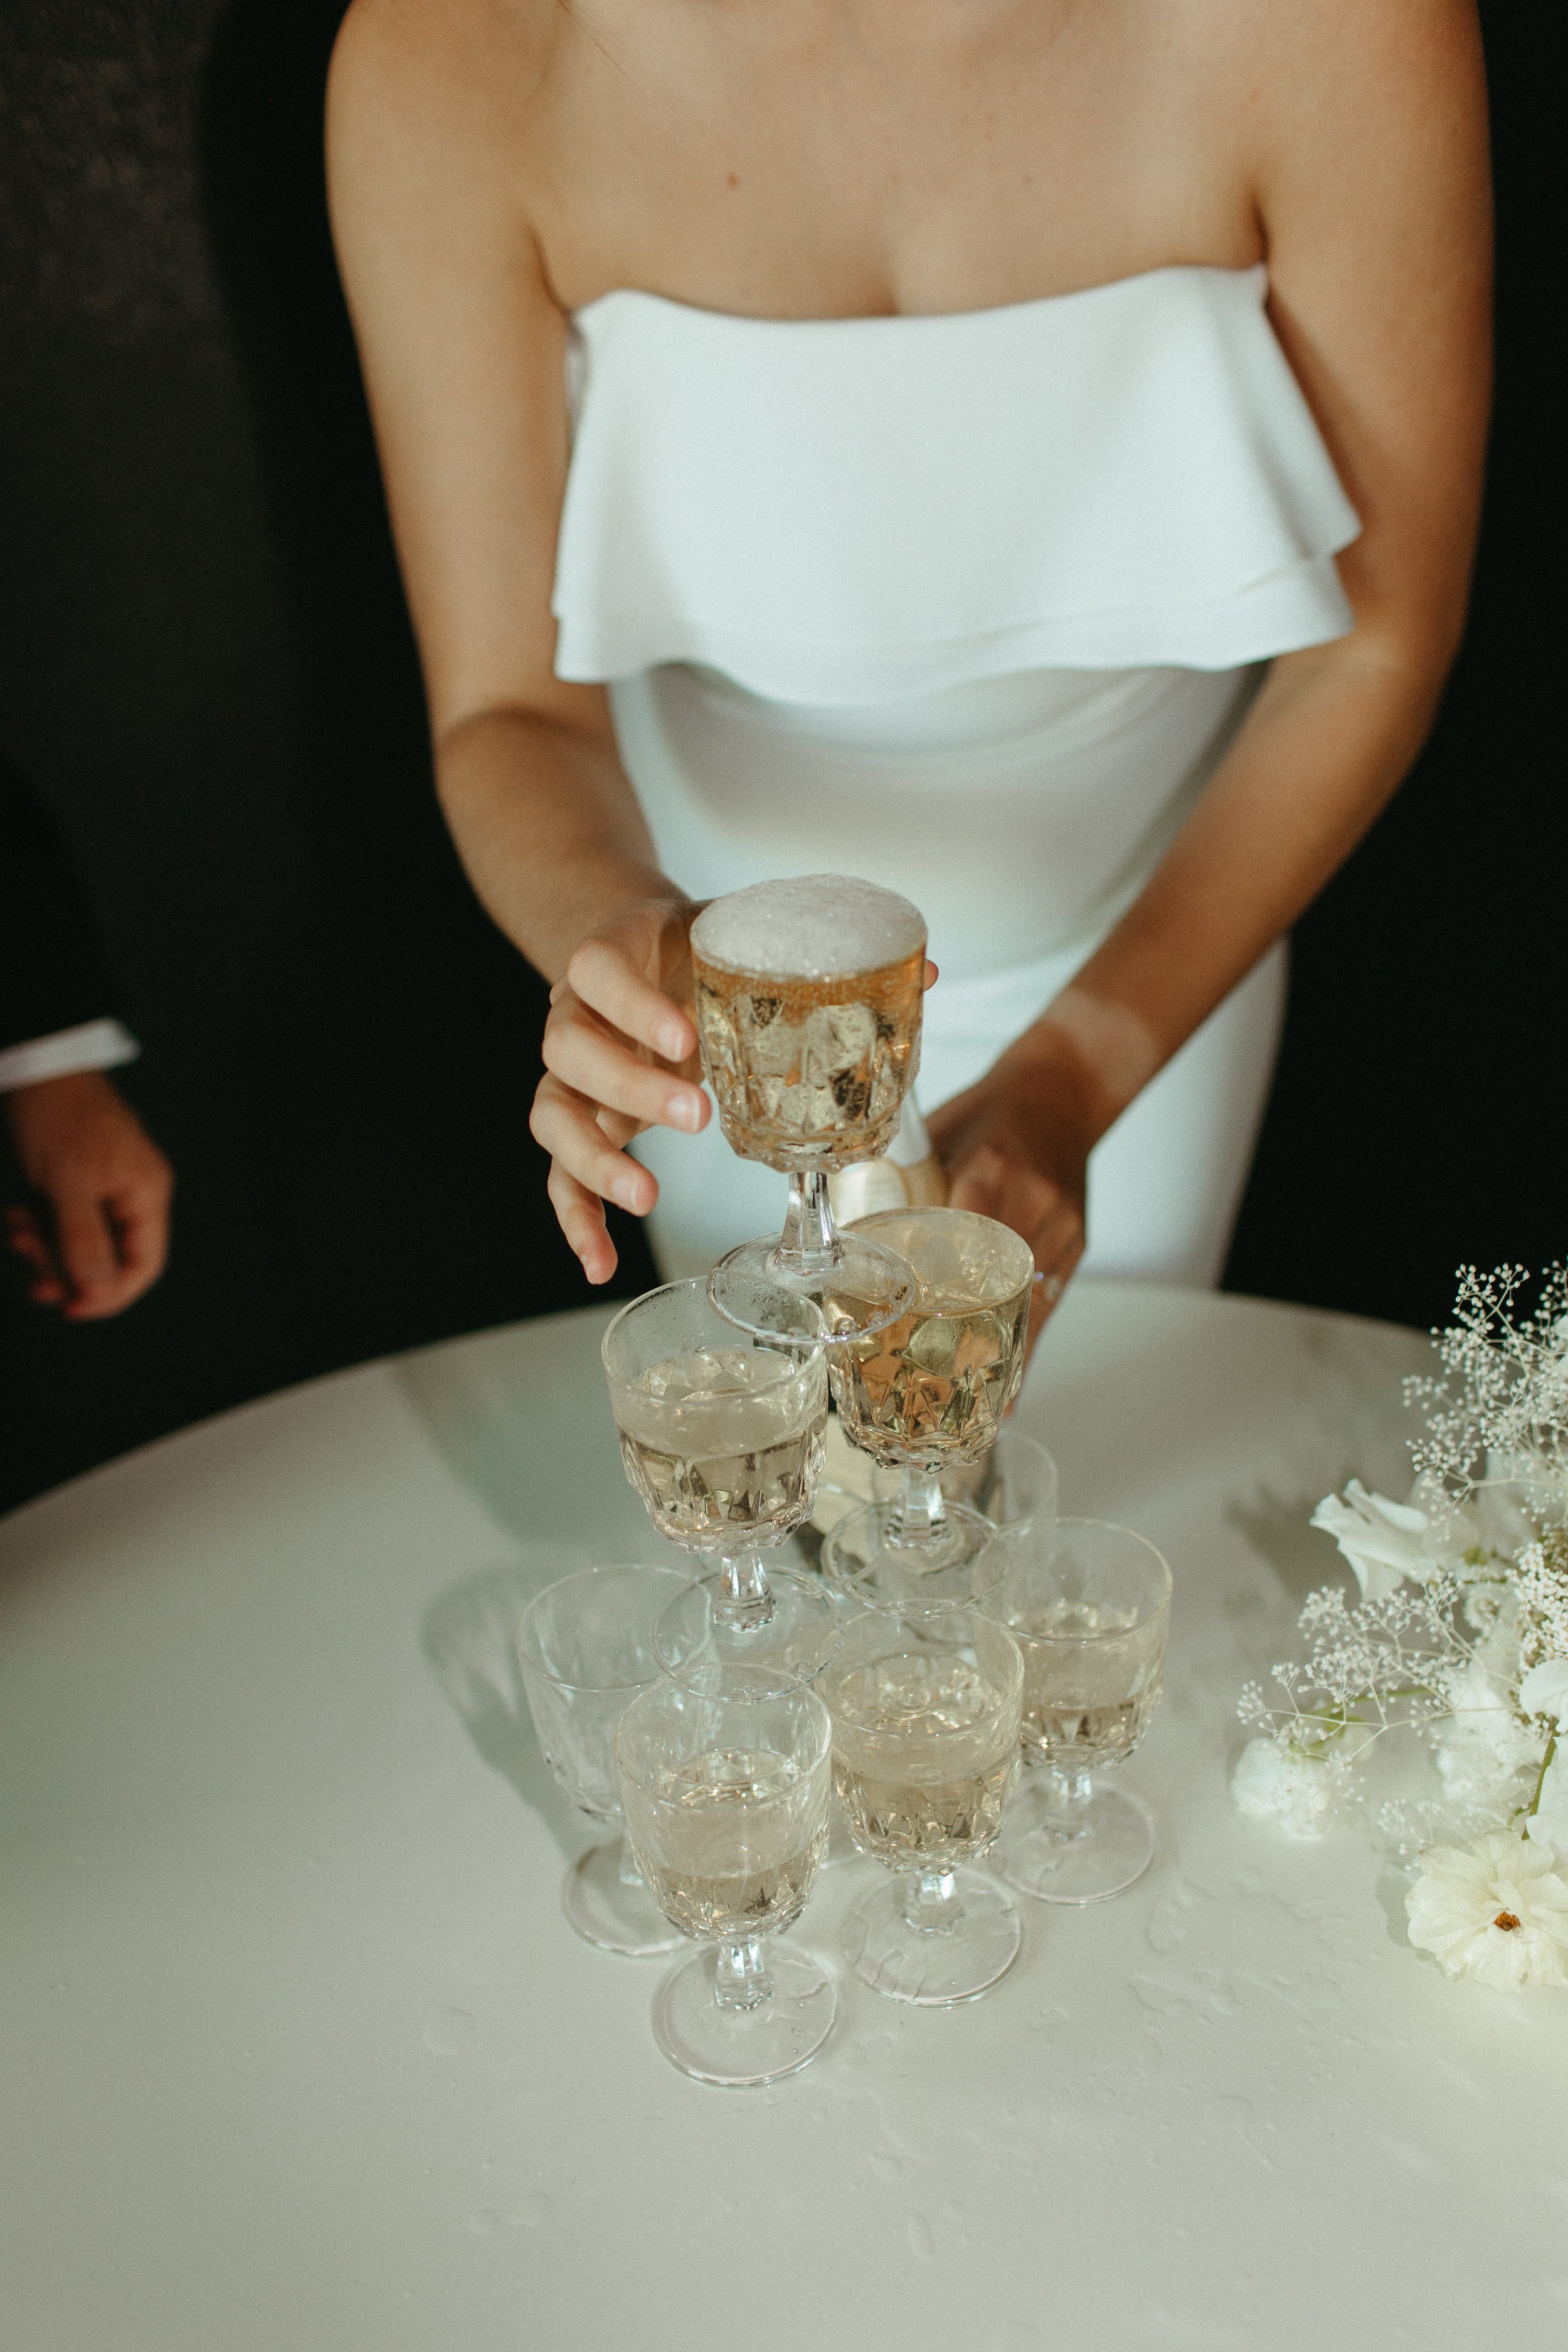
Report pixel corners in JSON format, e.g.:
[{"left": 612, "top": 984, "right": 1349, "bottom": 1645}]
[
  {"left": 691, "top": 886, "right": 927, "bottom": 1170},
  {"left": 691, "top": 874, "right": 926, "bottom": 980}
]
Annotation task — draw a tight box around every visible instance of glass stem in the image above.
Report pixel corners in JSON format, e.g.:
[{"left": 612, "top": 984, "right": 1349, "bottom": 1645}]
[
  {"left": 617, "top": 1843, "right": 646, "bottom": 1892},
  {"left": 903, "top": 1867, "right": 964, "bottom": 1935},
  {"left": 776, "top": 1170, "right": 842, "bottom": 1279},
  {"left": 714, "top": 1550, "right": 776, "bottom": 1633},
  {"left": 1047, "top": 1764, "right": 1094, "bottom": 1814},
  {"left": 712, "top": 1934, "right": 774, "bottom": 2011},
  {"left": 893, "top": 1465, "right": 948, "bottom": 1550}
]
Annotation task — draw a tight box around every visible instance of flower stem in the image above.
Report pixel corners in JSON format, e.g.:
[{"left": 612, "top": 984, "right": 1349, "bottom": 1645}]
[{"left": 1521, "top": 1728, "right": 1557, "bottom": 1837}]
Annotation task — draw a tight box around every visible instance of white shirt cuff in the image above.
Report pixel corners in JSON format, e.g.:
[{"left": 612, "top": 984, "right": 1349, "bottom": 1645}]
[{"left": 0, "top": 1018, "right": 141, "bottom": 1095}]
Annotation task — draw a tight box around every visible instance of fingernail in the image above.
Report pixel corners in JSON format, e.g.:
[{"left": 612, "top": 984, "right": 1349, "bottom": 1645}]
[
  {"left": 668, "top": 1091, "right": 703, "bottom": 1131},
  {"left": 614, "top": 1175, "right": 645, "bottom": 1210},
  {"left": 660, "top": 1022, "right": 688, "bottom": 1059}
]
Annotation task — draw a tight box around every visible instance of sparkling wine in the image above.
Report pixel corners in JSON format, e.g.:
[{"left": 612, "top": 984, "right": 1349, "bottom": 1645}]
[
  {"left": 689, "top": 877, "right": 926, "bottom": 1172},
  {"left": 626, "top": 1747, "right": 827, "bottom": 1938},
  {"left": 610, "top": 1346, "right": 827, "bottom": 1551},
  {"left": 825, "top": 1653, "right": 1019, "bottom": 1866},
  {"left": 828, "top": 1288, "right": 1030, "bottom": 1467},
  {"left": 1010, "top": 1599, "right": 1166, "bottom": 1769}
]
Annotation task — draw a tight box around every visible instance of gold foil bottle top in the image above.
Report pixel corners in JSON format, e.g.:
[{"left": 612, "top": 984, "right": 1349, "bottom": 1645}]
[{"left": 827, "top": 1094, "right": 947, "bottom": 1224}]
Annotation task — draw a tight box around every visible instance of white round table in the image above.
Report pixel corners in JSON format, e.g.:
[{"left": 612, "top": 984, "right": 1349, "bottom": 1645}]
[{"left": 4, "top": 1281, "right": 1565, "bottom": 2351}]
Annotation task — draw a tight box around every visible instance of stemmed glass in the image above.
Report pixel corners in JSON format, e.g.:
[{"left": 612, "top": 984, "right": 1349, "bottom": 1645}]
[
  {"left": 821, "top": 1208, "right": 1036, "bottom": 1606},
  {"left": 601, "top": 1277, "right": 839, "bottom": 1684},
  {"left": 816, "top": 1605, "right": 1025, "bottom": 2005},
  {"left": 616, "top": 1663, "right": 837, "bottom": 2085},
  {"left": 690, "top": 874, "right": 928, "bottom": 1345},
  {"left": 514, "top": 1562, "right": 693, "bottom": 1956},
  {"left": 962, "top": 1428, "right": 1060, "bottom": 1532},
  {"left": 806, "top": 1422, "right": 1059, "bottom": 1572},
  {"left": 985, "top": 1517, "right": 1172, "bottom": 1904}
]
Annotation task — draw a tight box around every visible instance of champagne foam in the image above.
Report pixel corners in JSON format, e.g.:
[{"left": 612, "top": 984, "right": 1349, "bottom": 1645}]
[{"left": 691, "top": 874, "right": 926, "bottom": 980}]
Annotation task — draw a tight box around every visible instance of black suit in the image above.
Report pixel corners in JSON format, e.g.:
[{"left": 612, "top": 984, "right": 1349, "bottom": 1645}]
[{"left": 1, "top": 756, "right": 120, "bottom": 1058}]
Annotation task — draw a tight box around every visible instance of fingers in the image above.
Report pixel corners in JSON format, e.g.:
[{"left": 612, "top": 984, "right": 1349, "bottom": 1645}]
[
  {"left": 531, "top": 1072, "right": 659, "bottom": 1217},
  {"left": 566, "top": 937, "right": 696, "bottom": 1064},
  {"left": 4, "top": 1204, "right": 67, "bottom": 1304},
  {"left": 99, "top": 1173, "right": 173, "bottom": 1313},
  {"left": 50, "top": 1181, "right": 130, "bottom": 1320},
  {"left": 546, "top": 1159, "right": 621, "bottom": 1285},
  {"left": 946, "top": 1141, "right": 1083, "bottom": 1370},
  {"left": 543, "top": 999, "right": 707, "bottom": 1134},
  {"left": 1024, "top": 1214, "right": 1084, "bottom": 1355}
]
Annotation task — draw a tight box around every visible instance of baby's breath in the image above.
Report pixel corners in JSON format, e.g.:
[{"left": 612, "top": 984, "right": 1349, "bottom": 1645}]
[{"left": 1237, "top": 1265, "right": 1568, "bottom": 1843}]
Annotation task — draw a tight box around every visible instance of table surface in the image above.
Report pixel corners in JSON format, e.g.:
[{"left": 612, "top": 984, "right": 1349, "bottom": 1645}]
[{"left": 4, "top": 1280, "right": 1567, "bottom": 2352}]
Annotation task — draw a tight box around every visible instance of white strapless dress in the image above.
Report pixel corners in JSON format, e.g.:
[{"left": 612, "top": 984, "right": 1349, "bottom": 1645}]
[{"left": 551, "top": 265, "right": 1360, "bottom": 1284}]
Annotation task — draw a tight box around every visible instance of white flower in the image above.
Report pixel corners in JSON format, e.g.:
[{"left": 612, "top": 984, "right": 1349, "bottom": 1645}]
[
  {"left": 1520, "top": 1658, "right": 1568, "bottom": 1724},
  {"left": 1525, "top": 1750, "right": 1568, "bottom": 1851},
  {"left": 1310, "top": 1481, "right": 1451, "bottom": 1600},
  {"left": 1433, "top": 1655, "right": 1544, "bottom": 1807},
  {"left": 1230, "top": 1736, "right": 1343, "bottom": 1838},
  {"left": 1406, "top": 1830, "right": 1568, "bottom": 1989}
]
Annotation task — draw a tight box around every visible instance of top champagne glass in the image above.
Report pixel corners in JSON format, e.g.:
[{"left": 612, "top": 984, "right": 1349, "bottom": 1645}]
[{"left": 692, "top": 874, "right": 927, "bottom": 1344}]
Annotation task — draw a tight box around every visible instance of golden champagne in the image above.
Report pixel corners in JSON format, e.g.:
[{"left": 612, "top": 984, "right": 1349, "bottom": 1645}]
[{"left": 690, "top": 876, "right": 926, "bottom": 1170}]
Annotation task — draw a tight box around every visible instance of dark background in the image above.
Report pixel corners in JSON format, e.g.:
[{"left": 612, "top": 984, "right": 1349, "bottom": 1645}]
[{"left": 0, "top": 0, "right": 1560, "bottom": 1513}]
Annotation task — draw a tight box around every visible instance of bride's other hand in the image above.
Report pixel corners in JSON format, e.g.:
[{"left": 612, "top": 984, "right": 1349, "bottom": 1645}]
[
  {"left": 928, "top": 1007, "right": 1136, "bottom": 1360},
  {"left": 531, "top": 896, "right": 709, "bottom": 1283}
]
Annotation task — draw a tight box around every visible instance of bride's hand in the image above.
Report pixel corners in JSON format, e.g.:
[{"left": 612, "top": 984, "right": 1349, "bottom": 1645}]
[
  {"left": 925, "top": 1034, "right": 1101, "bottom": 1361},
  {"left": 531, "top": 895, "right": 709, "bottom": 1283}
]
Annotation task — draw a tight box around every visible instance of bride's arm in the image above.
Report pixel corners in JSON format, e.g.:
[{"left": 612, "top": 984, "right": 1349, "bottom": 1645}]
[
  {"left": 327, "top": 2, "right": 708, "bottom": 1281},
  {"left": 931, "top": 0, "right": 1491, "bottom": 1327}
]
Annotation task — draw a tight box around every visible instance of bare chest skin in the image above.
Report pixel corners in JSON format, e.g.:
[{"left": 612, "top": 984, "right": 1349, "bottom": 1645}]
[{"left": 512, "top": 0, "right": 1266, "bottom": 319}]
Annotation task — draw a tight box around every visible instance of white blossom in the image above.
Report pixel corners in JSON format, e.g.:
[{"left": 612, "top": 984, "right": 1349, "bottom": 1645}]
[
  {"left": 1432, "top": 1655, "right": 1543, "bottom": 1808},
  {"left": 1406, "top": 1830, "right": 1568, "bottom": 1989},
  {"left": 1519, "top": 1658, "right": 1568, "bottom": 1724},
  {"left": 1230, "top": 1737, "right": 1344, "bottom": 1838},
  {"left": 1309, "top": 1481, "right": 1452, "bottom": 1600},
  {"left": 1525, "top": 1751, "right": 1568, "bottom": 1851}
]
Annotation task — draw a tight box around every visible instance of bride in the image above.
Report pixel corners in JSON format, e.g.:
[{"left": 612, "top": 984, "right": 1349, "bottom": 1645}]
[{"left": 326, "top": 0, "right": 1488, "bottom": 1327}]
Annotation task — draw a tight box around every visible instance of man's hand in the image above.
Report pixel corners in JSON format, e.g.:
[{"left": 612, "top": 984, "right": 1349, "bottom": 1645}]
[{"left": 4, "top": 1071, "right": 174, "bottom": 1319}]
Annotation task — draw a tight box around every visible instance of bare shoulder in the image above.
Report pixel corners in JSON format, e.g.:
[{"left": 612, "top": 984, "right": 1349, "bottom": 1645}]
[
  {"left": 1204, "top": 0, "right": 1487, "bottom": 147},
  {"left": 327, "top": 0, "right": 557, "bottom": 199}
]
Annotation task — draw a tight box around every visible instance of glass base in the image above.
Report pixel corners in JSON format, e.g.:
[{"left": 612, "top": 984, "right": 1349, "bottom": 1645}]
[
  {"left": 820, "top": 1498, "right": 1000, "bottom": 1611},
  {"left": 994, "top": 1777, "right": 1156, "bottom": 1905},
  {"left": 709, "top": 1232, "right": 916, "bottom": 1344},
  {"left": 650, "top": 1942, "right": 838, "bottom": 2087},
  {"left": 654, "top": 1567, "right": 840, "bottom": 1692},
  {"left": 842, "top": 1867, "right": 1022, "bottom": 2006},
  {"left": 562, "top": 1839, "right": 684, "bottom": 1957}
]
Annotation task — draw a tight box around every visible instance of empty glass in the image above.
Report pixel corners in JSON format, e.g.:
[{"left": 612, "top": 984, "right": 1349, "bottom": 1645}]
[
  {"left": 601, "top": 1276, "right": 839, "bottom": 1686},
  {"left": 617, "top": 1663, "right": 837, "bottom": 2086},
  {"left": 961, "top": 1428, "right": 1060, "bottom": 1532},
  {"left": 817, "top": 1606, "right": 1025, "bottom": 2005},
  {"left": 691, "top": 876, "right": 927, "bottom": 1347},
  {"left": 515, "top": 1562, "right": 692, "bottom": 1956},
  {"left": 822, "top": 1209, "right": 1035, "bottom": 1606},
  {"left": 985, "top": 1517, "right": 1172, "bottom": 1904}
]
